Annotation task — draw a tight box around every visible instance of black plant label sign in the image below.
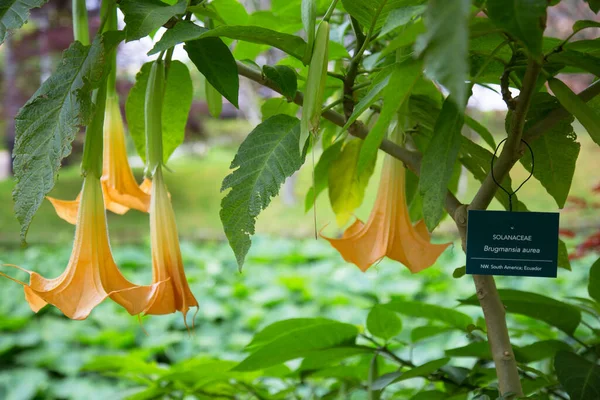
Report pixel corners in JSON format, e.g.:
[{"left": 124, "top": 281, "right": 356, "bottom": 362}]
[{"left": 466, "top": 210, "right": 559, "bottom": 278}]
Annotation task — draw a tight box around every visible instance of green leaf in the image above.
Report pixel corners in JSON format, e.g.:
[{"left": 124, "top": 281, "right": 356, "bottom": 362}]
[
  {"left": 584, "top": 0, "right": 600, "bottom": 13},
  {"left": 520, "top": 93, "right": 578, "bottom": 208},
  {"left": 383, "top": 300, "right": 472, "bottom": 330},
  {"left": 380, "top": 20, "right": 425, "bottom": 59},
  {"left": 555, "top": 351, "right": 600, "bottom": 400},
  {"left": 220, "top": 115, "right": 305, "bottom": 269},
  {"left": 0, "top": 0, "right": 47, "bottom": 45},
  {"left": 191, "top": 25, "right": 308, "bottom": 60},
  {"left": 558, "top": 239, "right": 572, "bottom": 271},
  {"left": 328, "top": 139, "right": 376, "bottom": 226},
  {"left": 549, "top": 78, "right": 600, "bottom": 147},
  {"left": 148, "top": 21, "right": 207, "bottom": 55},
  {"left": 342, "top": 0, "right": 421, "bottom": 33},
  {"left": 13, "top": 38, "right": 106, "bottom": 242},
  {"left": 410, "top": 391, "right": 448, "bottom": 400},
  {"left": 357, "top": 61, "right": 421, "bottom": 174},
  {"left": 459, "top": 138, "right": 528, "bottom": 211},
  {"left": 234, "top": 318, "right": 358, "bottom": 371},
  {"left": 205, "top": 81, "right": 222, "bottom": 120},
  {"left": 486, "top": 0, "right": 547, "bottom": 59},
  {"left": 185, "top": 37, "right": 239, "bottom": 107},
  {"left": 262, "top": 65, "right": 298, "bottom": 100},
  {"left": 342, "top": 67, "right": 392, "bottom": 130},
  {"left": 516, "top": 340, "right": 572, "bottom": 363},
  {"left": 372, "top": 358, "right": 450, "bottom": 390},
  {"left": 410, "top": 326, "right": 455, "bottom": 343},
  {"left": 211, "top": 0, "right": 249, "bottom": 25},
  {"left": 300, "top": 346, "right": 374, "bottom": 371},
  {"left": 464, "top": 115, "right": 496, "bottom": 149},
  {"left": 419, "top": 97, "right": 464, "bottom": 231},
  {"left": 573, "top": 19, "right": 600, "bottom": 33},
  {"left": 445, "top": 342, "right": 491, "bottom": 359},
  {"left": 460, "top": 289, "right": 582, "bottom": 335},
  {"left": 260, "top": 98, "right": 299, "bottom": 121},
  {"left": 246, "top": 318, "right": 329, "bottom": 351},
  {"left": 453, "top": 266, "right": 466, "bottom": 278},
  {"left": 162, "top": 61, "right": 193, "bottom": 161},
  {"left": 589, "top": 257, "right": 600, "bottom": 302},
  {"left": 380, "top": 5, "right": 427, "bottom": 37},
  {"left": 305, "top": 140, "right": 343, "bottom": 212},
  {"left": 367, "top": 305, "right": 402, "bottom": 340},
  {"left": 120, "top": 0, "right": 187, "bottom": 41},
  {"left": 549, "top": 50, "right": 600, "bottom": 77},
  {"left": 415, "top": 0, "right": 470, "bottom": 107},
  {"left": 125, "top": 61, "right": 193, "bottom": 163}
]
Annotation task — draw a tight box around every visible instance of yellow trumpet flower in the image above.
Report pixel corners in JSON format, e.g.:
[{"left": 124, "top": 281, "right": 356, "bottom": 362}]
[
  {"left": 47, "top": 94, "right": 150, "bottom": 224},
  {"left": 1, "top": 175, "right": 163, "bottom": 320},
  {"left": 322, "top": 153, "right": 450, "bottom": 273},
  {"left": 142, "top": 166, "right": 198, "bottom": 325}
]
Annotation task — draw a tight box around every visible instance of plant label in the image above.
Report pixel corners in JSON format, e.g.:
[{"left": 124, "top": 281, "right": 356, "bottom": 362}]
[{"left": 466, "top": 210, "right": 559, "bottom": 278}]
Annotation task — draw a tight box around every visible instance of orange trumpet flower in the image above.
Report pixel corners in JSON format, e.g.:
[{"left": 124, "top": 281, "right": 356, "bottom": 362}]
[
  {"left": 142, "top": 166, "right": 198, "bottom": 325},
  {"left": 1, "top": 175, "right": 163, "bottom": 320},
  {"left": 322, "top": 152, "right": 450, "bottom": 273},
  {"left": 47, "top": 94, "right": 150, "bottom": 224}
]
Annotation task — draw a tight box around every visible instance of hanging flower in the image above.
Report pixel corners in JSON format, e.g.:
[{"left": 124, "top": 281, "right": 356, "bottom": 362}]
[
  {"left": 47, "top": 94, "right": 150, "bottom": 224},
  {"left": 1, "top": 175, "right": 163, "bottom": 320},
  {"left": 142, "top": 165, "right": 198, "bottom": 326},
  {"left": 322, "top": 153, "right": 450, "bottom": 273}
]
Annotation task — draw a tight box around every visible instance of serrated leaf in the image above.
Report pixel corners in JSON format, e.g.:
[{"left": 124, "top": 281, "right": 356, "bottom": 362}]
[
  {"left": 0, "top": 0, "right": 47, "bottom": 45},
  {"left": 589, "top": 257, "right": 600, "bottom": 302},
  {"left": 148, "top": 21, "right": 207, "bottom": 55},
  {"left": 415, "top": 0, "right": 470, "bottom": 107},
  {"left": 262, "top": 65, "right": 297, "bottom": 100},
  {"left": 185, "top": 37, "right": 239, "bottom": 107},
  {"left": 13, "top": 38, "right": 106, "bottom": 242},
  {"left": 328, "top": 139, "right": 376, "bottom": 226},
  {"left": 487, "top": 0, "right": 547, "bottom": 59},
  {"left": 125, "top": 61, "right": 193, "bottom": 163},
  {"left": 220, "top": 115, "right": 304, "bottom": 269},
  {"left": 120, "top": 0, "right": 187, "bottom": 41},
  {"left": 555, "top": 351, "right": 600, "bottom": 400},
  {"left": 372, "top": 358, "right": 450, "bottom": 390},
  {"left": 460, "top": 289, "right": 581, "bottom": 335},
  {"left": 383, "top": 300, "right": 472, "bottom": 330},
  {"left": 305, "top": 140, "right": 343, "bottom": 212},
  {"left": 367, "top": 305, "right": 402, "bottom": 340},
  {"left": 549, "top": 78, "right": 600, "bottom": 147},
  {"left": 234, "top": 318, "right": 358, "bottom": 371},
  {"left": 357, "top": 61, "right": 421, "bottom": 174},
  {"left": 419, "top": 97, "right": 464, "bottom": 231}
]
